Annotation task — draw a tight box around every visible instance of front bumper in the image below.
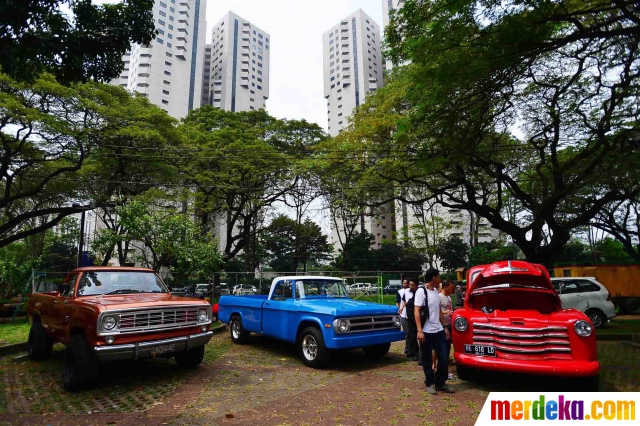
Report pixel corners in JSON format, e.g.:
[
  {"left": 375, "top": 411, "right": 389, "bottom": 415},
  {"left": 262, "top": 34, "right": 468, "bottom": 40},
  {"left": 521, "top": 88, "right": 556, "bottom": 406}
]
[
  {"left": 454, "top": 353, "right": 600, "bottom": 377},
  {"left": 328, "top": 329, "right": 404, "bottom": 350},
  {"left": 94, "top": 331, "right": 213, "bottom": 362}
]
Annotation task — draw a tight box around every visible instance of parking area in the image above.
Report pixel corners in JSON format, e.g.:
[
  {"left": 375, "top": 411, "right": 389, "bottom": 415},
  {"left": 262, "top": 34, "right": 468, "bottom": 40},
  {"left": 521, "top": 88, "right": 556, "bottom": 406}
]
[{"left": 0, "top": 332, "right": 638, "bottom": 425}]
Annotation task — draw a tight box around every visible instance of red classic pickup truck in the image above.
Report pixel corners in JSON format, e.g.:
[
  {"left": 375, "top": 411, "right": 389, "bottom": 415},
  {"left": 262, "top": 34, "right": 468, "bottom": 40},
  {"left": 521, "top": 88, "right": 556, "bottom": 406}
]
[
  {"left": 27, "top": 267, "right": 213, "bottom": 390},
  {"left": 452, "top": 260, "right": 600, "bottom": 390}
]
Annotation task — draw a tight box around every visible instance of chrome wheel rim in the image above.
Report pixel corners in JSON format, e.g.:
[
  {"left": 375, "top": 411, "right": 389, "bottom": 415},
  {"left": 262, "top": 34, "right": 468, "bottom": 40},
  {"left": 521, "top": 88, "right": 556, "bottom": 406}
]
[
  {"left": 589, "top": 313, "right": 602, "bottom": 328},
  {"left": 302, "top": 335, "right": 318, "bottom": 360},
  {"left": 231, "top": 320, "right": 241, "bottom": 339}
]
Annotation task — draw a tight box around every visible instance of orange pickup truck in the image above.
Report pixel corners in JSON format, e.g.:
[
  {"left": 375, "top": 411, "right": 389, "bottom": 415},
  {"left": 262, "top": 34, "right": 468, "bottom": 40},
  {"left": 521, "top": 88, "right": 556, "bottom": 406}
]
[{"left": 27, "top": 267, "right": 213, "bottom": 391}]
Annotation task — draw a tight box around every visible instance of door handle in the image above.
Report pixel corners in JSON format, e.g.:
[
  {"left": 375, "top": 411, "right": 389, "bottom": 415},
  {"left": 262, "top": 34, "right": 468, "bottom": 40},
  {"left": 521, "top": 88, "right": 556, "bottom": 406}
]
[
  {"left": 53, "top": 299, "right": 58, "bottom": 304},
  {"left": 264, "top": 302, "right": 270, "bottom": 306}
]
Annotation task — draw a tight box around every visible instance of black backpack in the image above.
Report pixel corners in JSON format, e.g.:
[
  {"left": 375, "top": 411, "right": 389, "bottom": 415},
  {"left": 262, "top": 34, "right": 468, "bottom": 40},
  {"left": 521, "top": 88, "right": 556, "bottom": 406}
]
[{"left": 404, "top": 287, "right": 429, "bottom": 327}]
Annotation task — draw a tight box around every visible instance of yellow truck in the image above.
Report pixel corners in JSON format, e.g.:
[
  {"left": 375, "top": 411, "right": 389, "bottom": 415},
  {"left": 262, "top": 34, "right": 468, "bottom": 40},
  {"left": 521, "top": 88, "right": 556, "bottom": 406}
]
[{"left": 553, "top": 264, "right": 640, "bottom": 314}]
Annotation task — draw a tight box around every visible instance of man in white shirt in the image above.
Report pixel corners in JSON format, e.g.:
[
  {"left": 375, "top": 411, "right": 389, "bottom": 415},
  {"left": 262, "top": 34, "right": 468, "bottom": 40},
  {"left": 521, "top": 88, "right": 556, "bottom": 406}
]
[
  {"left": 396, "top": 279, "right": 410, "bottom": 356},
  {"left": 414, "top": 268, "right": 455, "bottom": 394}
]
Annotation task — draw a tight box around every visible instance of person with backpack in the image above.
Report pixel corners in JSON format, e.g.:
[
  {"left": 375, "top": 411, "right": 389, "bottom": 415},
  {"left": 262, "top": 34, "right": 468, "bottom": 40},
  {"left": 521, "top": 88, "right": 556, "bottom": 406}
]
[
  {"left": 413, "top": 268, "right": 455, "bottom": 395},
  {"left": 398, "top": 278, "right": 420, "bottom": 361}
]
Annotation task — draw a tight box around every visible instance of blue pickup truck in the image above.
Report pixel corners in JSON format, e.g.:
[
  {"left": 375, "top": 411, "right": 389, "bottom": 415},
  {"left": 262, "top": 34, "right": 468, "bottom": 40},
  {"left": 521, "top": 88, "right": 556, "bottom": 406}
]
[{"left": 218, "top": 276, "right": 403, "bottom": 368}]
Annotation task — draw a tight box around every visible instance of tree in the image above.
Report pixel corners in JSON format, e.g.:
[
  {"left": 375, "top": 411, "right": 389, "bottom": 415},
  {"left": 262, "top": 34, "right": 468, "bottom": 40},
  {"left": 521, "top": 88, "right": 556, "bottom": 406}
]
[
  {"left": 323, "top": 0, "right": 640, "bottom": 267},
  {"left": 92, "top": 198, "right": 223, "bottom": 280},
  {"left": 180, "top": 107, "right": 325, "bottom": 268},
  {"left": 332, "top": 232, "right": 376, "bottom": 272},
  {"left": 436, "top": 237, "right": 469, "bottom": 273},
  {"left": 557, "top": 239, "right": 593, "bottom": 264},
  {"left": 0, "top": 73, "right": 182, "bottom": 250},
  {"left": 40, "top": 217, "right": 79, "bottom": 272},
  {"left": 594, "top": 238, "right": 635, "bottom": 264},
  {"left": 1, "top": 0, "right": 156, "bottom": 84},
  {"left": 590, "top": 199, "right": 640, "bottom": 261},
  {"left": 468, "top": 241, "right": 517, "bottom": 267},
  {"left": 374, "top": 242, "right": 425, "bottom": 272},
  {"left": 262, "top": 215, "right": 332, "bottom": 272}
]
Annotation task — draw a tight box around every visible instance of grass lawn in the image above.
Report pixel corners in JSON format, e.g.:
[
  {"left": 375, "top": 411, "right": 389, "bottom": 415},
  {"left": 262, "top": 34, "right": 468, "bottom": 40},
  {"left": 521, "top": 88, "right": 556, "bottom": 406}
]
[
  {"left": 0, "top": 320, "right": 29, "bottom": 344},
  {"left": 598, "top": 319, "right": 640, "bottom": 335}
]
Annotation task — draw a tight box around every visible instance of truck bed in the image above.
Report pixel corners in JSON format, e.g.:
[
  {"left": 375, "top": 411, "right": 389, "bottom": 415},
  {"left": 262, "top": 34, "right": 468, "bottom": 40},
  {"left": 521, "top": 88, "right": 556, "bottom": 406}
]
[{"left": 218, "top": 295, "right": 267, "bottom": 327}]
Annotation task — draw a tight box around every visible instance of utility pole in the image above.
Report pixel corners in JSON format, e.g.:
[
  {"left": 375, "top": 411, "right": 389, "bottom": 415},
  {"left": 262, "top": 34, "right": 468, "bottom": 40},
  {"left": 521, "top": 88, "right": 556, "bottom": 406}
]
[{"left": 77, "top": 209, "right": 86, "bottom": 268}]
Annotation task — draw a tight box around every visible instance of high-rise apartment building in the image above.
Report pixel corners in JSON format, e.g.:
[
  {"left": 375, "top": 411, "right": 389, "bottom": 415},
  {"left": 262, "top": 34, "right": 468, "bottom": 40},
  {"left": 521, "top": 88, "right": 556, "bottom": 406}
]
[
  {"left": 382, "top": 0, "right": 405, "bottom": 70},
  {"left": 201, "top": 11, "right": 270, "bottom": 112},
  {"left": 323, "top": 10, "right": 391, "bottom": 253},
  {"left": 323, "top": 9, "right": 384, "bottom": 137},
  {"left": 113, "top": 0, "right": 207, "bottom": 119}
]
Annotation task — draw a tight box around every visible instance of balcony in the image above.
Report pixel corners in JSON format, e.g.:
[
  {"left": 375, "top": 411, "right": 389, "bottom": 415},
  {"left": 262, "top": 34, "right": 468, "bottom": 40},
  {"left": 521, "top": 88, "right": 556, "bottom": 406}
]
[{"left": 240, "top": 48, "right": 250, "bottom": 56}]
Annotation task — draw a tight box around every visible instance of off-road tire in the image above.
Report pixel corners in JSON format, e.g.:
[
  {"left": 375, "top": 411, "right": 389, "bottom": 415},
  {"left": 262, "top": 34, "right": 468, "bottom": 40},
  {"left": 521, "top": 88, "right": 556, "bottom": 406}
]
[
  {"left": 62, "top": 334, "right": 97, "bottom": 392},
  {"left": 362, "top": 343, "right": 391, "bottom": 359},
  {"left": 585, "top": 309, "right": 607, "bottom": 329},
  {"left": 175, "top": 345, "right": 205, "bottom": 368},
  {"left": 298, "top": 326, "right": 330, "bottom": 368},
  {"left": 27, "top": 322, "right": 53, "bottom": 361},
  {"left": 229, "top": 315, "right": 250, "bottom": 344}
]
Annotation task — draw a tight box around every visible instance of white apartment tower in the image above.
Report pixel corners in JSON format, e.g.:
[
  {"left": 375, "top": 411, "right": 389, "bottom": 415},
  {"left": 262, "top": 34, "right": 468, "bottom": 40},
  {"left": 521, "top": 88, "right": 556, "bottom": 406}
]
[
  {"left": 323, "top": 9, "right": 384, "bottom": 137},
  {"left": 323, "top": 10, "right": 392, "bottom": 253},
  {"left": 113, "top": 0, "right": 207, "bottom": 119},
  {"left": 201, "top": 11, "right": 271, "bottom": 112},
  {"left": 382, "top": 0, "right": 405, "bottom": 70}
]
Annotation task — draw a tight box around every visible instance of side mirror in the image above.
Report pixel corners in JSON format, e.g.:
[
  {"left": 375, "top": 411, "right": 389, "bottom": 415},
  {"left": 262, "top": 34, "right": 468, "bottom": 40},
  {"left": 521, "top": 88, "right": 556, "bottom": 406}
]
[{"left": 58, "top": 284, "right": 71, "bottom": 296}]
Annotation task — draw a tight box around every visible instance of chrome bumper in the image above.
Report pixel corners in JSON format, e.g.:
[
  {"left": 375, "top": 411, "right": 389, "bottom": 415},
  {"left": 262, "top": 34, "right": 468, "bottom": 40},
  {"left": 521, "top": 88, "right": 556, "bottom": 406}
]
[{"left": 93, "top": 331, "right": 213, "bottom": 362}]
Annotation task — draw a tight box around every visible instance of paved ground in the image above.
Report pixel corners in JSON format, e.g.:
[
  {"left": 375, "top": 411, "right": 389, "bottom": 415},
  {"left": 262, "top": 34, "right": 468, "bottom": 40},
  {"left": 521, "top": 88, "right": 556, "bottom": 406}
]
[{"left": 1, "top": 332, "right": 638, "bottom": 426}]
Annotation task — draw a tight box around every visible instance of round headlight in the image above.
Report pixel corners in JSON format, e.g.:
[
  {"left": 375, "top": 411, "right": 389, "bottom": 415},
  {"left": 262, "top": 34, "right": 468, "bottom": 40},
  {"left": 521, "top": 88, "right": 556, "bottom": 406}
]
[
  {"left": 102, "top": 315, "right": 117, "bottom": 330},
  {"left": 454, "top": 317, "right": 468, "bottom": 332},
  {"left": 574, "top": 320, "right": 593, "bottom": 337},
  {"left": 339, "top": 320, "right": 348, "bottom": 332},
  {"left": 394, "top": 317, "right": 401, "bottom": 328},
  {"left": 198, "top": 309, "right": 208, "bottom": 322}
]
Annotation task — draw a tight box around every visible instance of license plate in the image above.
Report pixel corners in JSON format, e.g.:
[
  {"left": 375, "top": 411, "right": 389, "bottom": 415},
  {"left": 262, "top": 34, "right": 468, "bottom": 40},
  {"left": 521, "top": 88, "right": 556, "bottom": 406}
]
[
  {"left": 464, "top": 344, "right": 496, "bottom": 357},
  {"left": 151, "top": 344, "right": 175, "bottom": 355}
]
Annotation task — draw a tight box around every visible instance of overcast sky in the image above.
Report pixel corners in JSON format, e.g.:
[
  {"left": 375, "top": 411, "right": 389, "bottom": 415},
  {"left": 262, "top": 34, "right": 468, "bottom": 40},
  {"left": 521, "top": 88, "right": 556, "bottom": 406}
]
[{"left": 205, "top": 0, "right": 385, "bottom": 131}]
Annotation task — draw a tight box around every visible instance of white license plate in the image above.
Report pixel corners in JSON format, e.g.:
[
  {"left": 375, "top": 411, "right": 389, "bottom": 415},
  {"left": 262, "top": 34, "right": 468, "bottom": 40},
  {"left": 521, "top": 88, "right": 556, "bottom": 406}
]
[{"left": 151, "top": 344, "right": 175, "bottom": 355}]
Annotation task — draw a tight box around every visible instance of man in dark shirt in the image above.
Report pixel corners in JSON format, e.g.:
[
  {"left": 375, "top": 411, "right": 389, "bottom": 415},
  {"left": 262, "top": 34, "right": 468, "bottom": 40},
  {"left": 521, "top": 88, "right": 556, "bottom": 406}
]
[{"left": 455, "top": 284, "right": 464, "bottom": 308}]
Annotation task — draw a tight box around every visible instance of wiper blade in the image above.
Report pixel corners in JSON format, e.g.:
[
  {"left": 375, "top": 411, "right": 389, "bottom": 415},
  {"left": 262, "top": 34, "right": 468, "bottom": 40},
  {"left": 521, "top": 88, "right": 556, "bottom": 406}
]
[{"left": 102, "top": 289, "right": 142, "bottom": 295}]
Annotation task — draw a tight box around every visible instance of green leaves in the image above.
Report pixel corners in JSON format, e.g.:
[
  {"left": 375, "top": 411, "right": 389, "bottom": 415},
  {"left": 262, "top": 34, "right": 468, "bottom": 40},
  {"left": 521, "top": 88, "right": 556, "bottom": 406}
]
[{"left": 0, "top": 0, "right": 156, "bottom": 84}]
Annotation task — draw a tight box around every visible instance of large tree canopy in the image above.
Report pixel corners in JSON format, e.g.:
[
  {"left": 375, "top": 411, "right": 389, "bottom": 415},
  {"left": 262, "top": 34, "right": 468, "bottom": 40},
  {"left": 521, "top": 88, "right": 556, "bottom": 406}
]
[
  {"left": 320, "top": 0, "right": 640, "bottom": 266},
  {"left": 0, "top": 73, "right": 182, "bottom": 249},
  {"left": 181, "top": 107, "right": 327, "bottom": 267},
  {"left": 0, "top": 0, "right": 156, "bottom": 84}
]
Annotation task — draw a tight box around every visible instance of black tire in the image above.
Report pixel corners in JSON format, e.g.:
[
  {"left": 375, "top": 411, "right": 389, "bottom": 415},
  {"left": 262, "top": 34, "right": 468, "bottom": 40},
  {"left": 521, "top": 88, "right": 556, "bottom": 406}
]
[
  {"left": 175, "top": 345, "right": 205, "bottom": 368},
  {"left": 625, "top": 298, "right": 640, "bottom": 314},
  {"left": 27, "top": 322, "right": 53, "bottom": 361},
  {"left": 585, "top": 309, "right": 607, "bottom": 329},
  {"left": 229, "top": 315, "right": 250, "bottom": 344},
  {"left": 456, "top": 364, "right": 475, "bottom": 382},
  {"left": 298, "top": 327, "right": 330, "bottom": 368},
  {"left": 574, "top": 375, "right": 600, "bottom": 392},
  {"left": 362, "top": 343, "right": 391, "bottom": 359},
  {"left": 62, "top": 334, "right": 97, "bottom": 392}
]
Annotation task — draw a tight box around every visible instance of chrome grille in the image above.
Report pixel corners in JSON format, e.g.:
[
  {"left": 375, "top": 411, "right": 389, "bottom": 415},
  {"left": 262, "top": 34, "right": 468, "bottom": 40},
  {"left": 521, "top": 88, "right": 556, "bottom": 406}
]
[
  {"left": 472, "top": 323, "right": 571, "bottom": 354},
  {"left": 335, "top": 315, "right": 400, "bottom": 334},
  {"left": 117, "top": 307, "right": 200, "bottom": 334}
]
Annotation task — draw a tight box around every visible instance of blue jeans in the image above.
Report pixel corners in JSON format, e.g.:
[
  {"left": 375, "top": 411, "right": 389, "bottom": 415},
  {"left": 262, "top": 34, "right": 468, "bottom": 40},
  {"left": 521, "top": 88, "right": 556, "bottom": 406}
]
[{"left": 419, "top": 330, "right": 449, "bottom": 387}]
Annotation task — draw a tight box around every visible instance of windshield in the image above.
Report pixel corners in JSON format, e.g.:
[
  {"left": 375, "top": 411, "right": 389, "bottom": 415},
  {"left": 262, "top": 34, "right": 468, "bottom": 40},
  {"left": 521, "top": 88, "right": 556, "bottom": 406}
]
[
  {"left": 295, "top": 279, "right": 347, "bottom": 299},
  {"left": 76, "top": 271, "right": 168, "bottom": 296}
]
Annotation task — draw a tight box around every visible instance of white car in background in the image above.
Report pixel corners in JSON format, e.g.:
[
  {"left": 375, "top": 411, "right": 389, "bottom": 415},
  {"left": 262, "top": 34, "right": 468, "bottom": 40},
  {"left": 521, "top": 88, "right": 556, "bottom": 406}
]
[
  {"left": 551, "top": 277, "right": 616, "bottom": 328},
  {"left": 348, "top": 282, "right": 376, "bottom": 295},
  {"left": 233, "top": 284, "right": 257, "bottom": 296}
]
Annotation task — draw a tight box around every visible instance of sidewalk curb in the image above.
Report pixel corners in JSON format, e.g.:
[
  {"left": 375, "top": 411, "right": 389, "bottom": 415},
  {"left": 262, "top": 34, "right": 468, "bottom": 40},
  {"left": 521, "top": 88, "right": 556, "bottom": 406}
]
[{"left": 0, "top": 342, "right": 28, "bottom": 358}]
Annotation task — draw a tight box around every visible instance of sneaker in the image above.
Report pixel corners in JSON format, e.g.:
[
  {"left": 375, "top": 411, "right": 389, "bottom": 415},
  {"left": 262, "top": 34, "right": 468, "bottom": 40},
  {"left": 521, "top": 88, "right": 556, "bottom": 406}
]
[
  {"left": 448, "top": 373, "right": 456, "bottom": 380},
  {"left": 436, "top": 383, "right": 456, "bottom": 393},
  {"left": 426, "top": 385, "right": 437, "bottom": 395},
  {"left": 412, "top": 355, "right": 419, "bottom": 361}
]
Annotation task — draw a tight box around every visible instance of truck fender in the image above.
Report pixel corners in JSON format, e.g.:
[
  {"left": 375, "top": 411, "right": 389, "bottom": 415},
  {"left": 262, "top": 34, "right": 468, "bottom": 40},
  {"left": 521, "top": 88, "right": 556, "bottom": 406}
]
[{"left": 295, "top": 317, "right": 329, "bottom": 343}]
